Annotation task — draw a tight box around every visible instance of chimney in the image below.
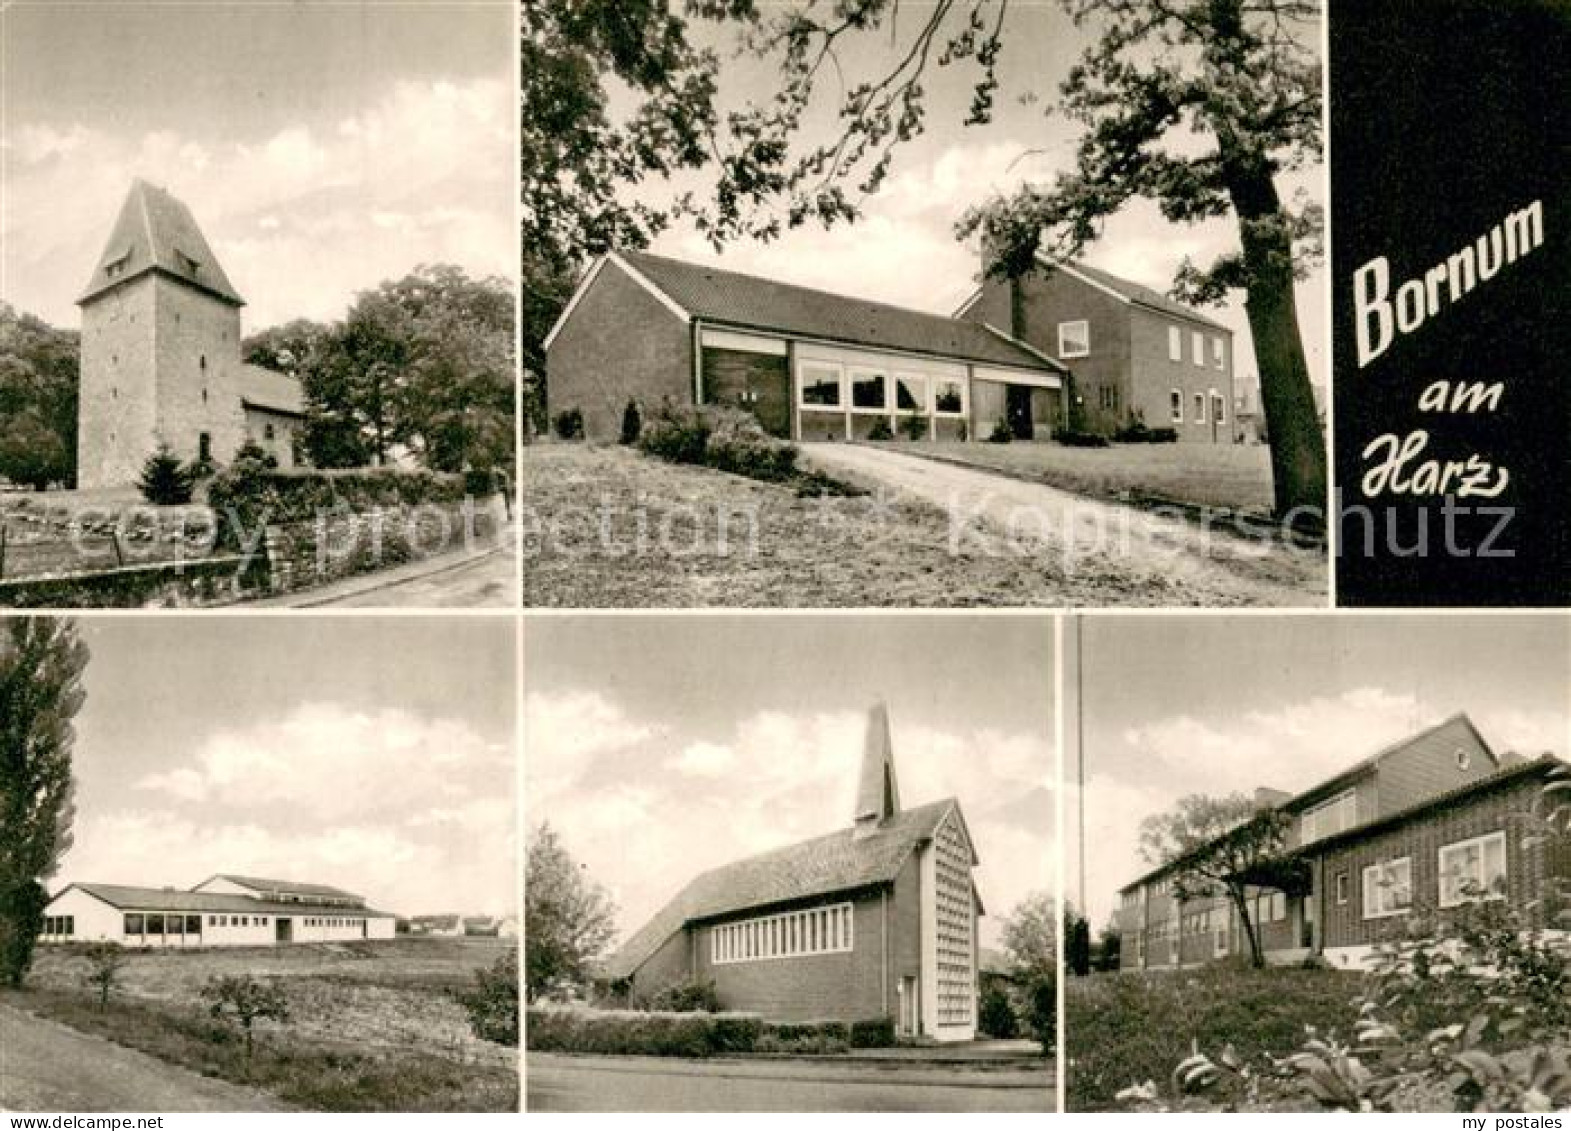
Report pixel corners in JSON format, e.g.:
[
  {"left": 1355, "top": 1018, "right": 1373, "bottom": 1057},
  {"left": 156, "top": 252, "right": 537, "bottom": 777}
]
[
  {"left": 1253, "top": 787, "right": 1292, "bottom": 810},
  {"left": 853, "top": 702, "right": 901, "bottom": 839}
]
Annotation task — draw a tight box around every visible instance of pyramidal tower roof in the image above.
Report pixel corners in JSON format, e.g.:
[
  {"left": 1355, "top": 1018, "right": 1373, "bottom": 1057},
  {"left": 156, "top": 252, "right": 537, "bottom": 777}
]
[
  {"left": 78, "top": 179, "right": 244, "bottom": 307},
  {"left": 853, "top": 702, "right": 902, "bottom": 838}
]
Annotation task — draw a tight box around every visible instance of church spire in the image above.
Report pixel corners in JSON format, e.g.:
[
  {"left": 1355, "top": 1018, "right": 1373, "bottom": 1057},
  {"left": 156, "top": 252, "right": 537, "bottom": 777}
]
[{"left": 853, "top": 702, "right": 901, "bottom": 838}]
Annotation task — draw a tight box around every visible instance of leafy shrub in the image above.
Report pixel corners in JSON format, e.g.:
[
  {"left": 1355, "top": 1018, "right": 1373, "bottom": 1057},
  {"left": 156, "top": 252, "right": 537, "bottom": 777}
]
[
  {"left": 866, "top": 417, "right": 894, "bottom": 441},
  {"left": 900, "top": 414, "right": 928, "bottom": 441},
  {"left": 644, "top": 977, "right": 722, "bottom": 1013},
  {"left": 137, "top": 445, "right": 196, "bottom": 505},
  {"left": 637, "top": 403, "right": 710, "bottom": 465},
  {"left": 849, "top": 1016, "right": 896, "bottom": 1048},
  {"left": 979, "top": 983, "right": 1019, "bottom": 1038},
  {"left": 987, "top": 418, "right": 1013, "bottom": 444},
  {"left": 754, "top": 1020, "right": 851, "bottom": 1054},
  {"left": 455, "top": 949, "right": 519, "bottom": 1047},
  {"left": 205, "top": 465, "right": 469, "bottom": 551},
  {"left": 1054, "top": 429, "right": 1112, "bottom": 448},
  {"left": 1026, "top": 971, "right": 1056, "bottom": 1053},
  {"left": 232, "top": 438, "right": 279, "bottom": 470},
  {"left": 463, "top": 466, "right": 498, "bottom": 497},
  {"left": 619, "top": 400, "right": 642, "bottom": 445},
  {"left": 82, "top": 941, "right": 126, "bottom": 1010},
  {"left": 200, "top": 975, "right": 290, "bottom": 1062},
  {"left": 1112, "top": 416, "right": 1179, "bottom": 444},
  {"left": 552, "top": 408, "right": 585, "bottom": 441},
  {"left": 637, "top": 403, "right": 807, "bottom": 486},
  {"left": 526, "top": 1006, "right": 762, "bottom": 1057}
]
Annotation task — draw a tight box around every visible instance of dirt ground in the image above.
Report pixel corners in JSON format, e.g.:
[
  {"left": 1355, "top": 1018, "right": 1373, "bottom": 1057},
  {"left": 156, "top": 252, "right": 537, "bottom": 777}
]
[{"left": 521, "top": 443, "right": 1324, "bottom": 607}]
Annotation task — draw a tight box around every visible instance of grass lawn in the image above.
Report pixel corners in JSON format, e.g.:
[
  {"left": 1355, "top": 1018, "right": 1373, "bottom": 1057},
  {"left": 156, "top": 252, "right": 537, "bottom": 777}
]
[
  {"left": 522, "top": 443, "right": 1212, "bottom": 607},
  {"left": 12, "top": 939, "right": 517, "bottom": 1112},
  {"left": 1066, "top": 965, "right": 1364, "bottom": 1111},
  {"left": 901, "top": 440, "right": 1280, "bottom": 514}
]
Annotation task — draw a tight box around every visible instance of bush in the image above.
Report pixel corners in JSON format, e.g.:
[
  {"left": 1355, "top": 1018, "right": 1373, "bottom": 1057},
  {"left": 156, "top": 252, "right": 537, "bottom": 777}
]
[
  {"left": 455, "top": 950, "right": 519, "bottom": 1047},
  {"left": 849, "top": 1016, "right": 896, "bottom": 1048},
  {"left": 987, "top": 418, "right": 1013, "bottom": 444},
  {"left": 638, "top": 403, "right": 803, "bottom": 485},
  {"left": 899, "top": 414, "right": 929, "bottom": 441},
  {"left": 200, "top": 975, "right": 290, "bottom": 1062},
  {"left": 644, "top": 977, "right": 722, "bottom": 1014},
  {"left": 137, "top": 445, "right": 196, "bottom": 505},
  {"left": 552, "top": 408, "right": 585, "bottom": 441},
  {"left": 619, "top": 400, "right": 642, "bottom": 445},
  {"left": 636, "top": 403, "right": 710, "bottom": 465},
  {"left": 866, "top": 417, "right": 894, "bottom": 441},
  {"left": 755, "top": 1020, "right": 851, "bottom": 1055},
  {"left": 1113, "top": 418, "right": 1178, "bottom": 444},
  {"left": 1026, "top": 971, "right": 1056, "bottom": 1054},
  {"left": 979, "top": 984, "right": 1019, "bottom": 1039},
  {"left": 232, "top": 438, "right": 279, "bottom": 470},
  {"left": 1054, "top": 429, "right": 1112, "bottom": 448},
  {"left": 205, "top": 465, "right": 470, "bottom": 550},
  {"left": 82, "top": 941, "right": 126, "bottom": 1010},
  {"left": 526, "top": 1007, "right": 763, "bottom": 1057}
]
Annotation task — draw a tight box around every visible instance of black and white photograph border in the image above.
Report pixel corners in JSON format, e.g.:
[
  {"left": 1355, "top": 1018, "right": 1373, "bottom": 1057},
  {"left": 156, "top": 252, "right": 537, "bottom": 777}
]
[
  {"left": 1063, "top": 611, "right": 1571, "bottom": 1113},
  {"left": 0, "top": 0, "right": 519, "bottom": 610},
  {"left": 522, "top": 612, "right": 1059, "bottom": 1112}
]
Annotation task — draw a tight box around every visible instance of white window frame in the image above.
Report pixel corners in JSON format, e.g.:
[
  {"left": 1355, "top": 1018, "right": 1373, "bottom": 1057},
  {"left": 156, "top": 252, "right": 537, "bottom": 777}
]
[
  {"left": 932, "top": 377, "right": 967, "bottom": 418},
  {"left": 892, "top": 372, "right": 929, "bottom": 415},
  {"left": 1362, "top": 857, "right": 1413, "bottom": 919},
  {"left": 1212, "top": 336, "right": 1224, "bottom": 369},
  {"left": 1302, "top": 790, "right": 1358, "bottom": 846},
  {"left": 797, "top": 361, "right": 844, "bottom": 411},
  {"left": 1335, "top": 872, "right": 1349, "bottom": 905},
  {"left": 1057, "top": 319, "right": 1090, "bottom": 359},
  {"left": 848, "top": 368, "right": 890, "bottom": 414},
  {"left": 1191, "top": 330, "right": 1205, "bottom": 366},
  {"left": 1438, "top": 830, "right": 1507, "bottom": 908},
  {"left": 712, "top": 902, "right": 854, "bottom": 965},
  {"left": 1193, "top": 391, "right": 1206, "bottom": 423},
  {"left": 1170, "top": 388, "right": 1183, "bottom": 424},
  {"left": 1168, "top": 325, "right": 1182, "bottom": 361},
  {"left": 1210, "top": 389, "right": 1226, "bottom": 424}
]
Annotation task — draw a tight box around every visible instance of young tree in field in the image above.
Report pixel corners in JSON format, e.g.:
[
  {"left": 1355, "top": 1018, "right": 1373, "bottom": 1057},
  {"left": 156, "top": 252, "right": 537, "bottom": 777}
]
[
  {"left": 0, "top": 618, "right": 89, "bottom": 988},
  {"left": 1138, "top": 792, "right": 1296, "bottom": 968},
  {"left": 524, "top": 823, "right": 617, "bottom": 1002},
  {"left": 82, "top": 941, "right": 125, "bottom": 1010},
  {"left": 200, "top": 975, "right": 290, "bottom": 1064},
  {"left": 520, "top": 0, "right": 721, "bottom": 434}
]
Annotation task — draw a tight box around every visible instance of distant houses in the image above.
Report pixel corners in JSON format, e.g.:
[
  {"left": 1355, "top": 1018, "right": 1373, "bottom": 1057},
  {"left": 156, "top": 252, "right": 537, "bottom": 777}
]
[
  {"left": 40, "top": 874, "right": 396, "bottom": 948},
  {"left": 406, "top": 913, "right": 515, "bottom": 938},
  {"left": 1114, "top": 715, "right": 1571, "bottom": 971}
]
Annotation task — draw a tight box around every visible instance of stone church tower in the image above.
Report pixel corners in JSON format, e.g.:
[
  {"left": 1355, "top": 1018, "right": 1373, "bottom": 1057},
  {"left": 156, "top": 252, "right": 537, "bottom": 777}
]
[{"left": 76, "top": 180, "right": 302, "bottom": 490}]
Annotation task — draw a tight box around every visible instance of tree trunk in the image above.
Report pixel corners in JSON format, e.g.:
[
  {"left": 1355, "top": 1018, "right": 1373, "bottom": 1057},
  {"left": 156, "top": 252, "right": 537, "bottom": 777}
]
[
  {"left": 1228, "top": 885, "right": 1265, "bottom": 968},
  {"left": 1223, "top": 161, "right": 1327, "bottom": 521}
]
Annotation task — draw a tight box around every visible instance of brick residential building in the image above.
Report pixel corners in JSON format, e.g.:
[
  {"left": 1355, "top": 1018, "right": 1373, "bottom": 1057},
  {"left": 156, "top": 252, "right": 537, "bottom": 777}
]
[
  {"left": 1114, "top": 714, "right": 1570, "bottom": 971},
  {"left": 605, "top": 704, "right": 983, "bottom": 1041},
  {"left": 956, "top": 258, "right": 1236, "bottom": 441},
  {"left": 39, "top": 873, "right": 397, "bottom": 948},
  {"left": 77, "top": 180, "right": 305, "bottom": 488},
  {"left": 544, "top": 250, "right": 1067, "bottom": 444}
]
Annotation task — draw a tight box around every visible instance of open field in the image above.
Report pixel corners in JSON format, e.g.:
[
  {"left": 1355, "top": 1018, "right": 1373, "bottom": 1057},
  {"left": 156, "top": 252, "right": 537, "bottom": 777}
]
[
  {"left": 7, "top": 938, "right": 517, "bottom": 1112},
  {"left": 521, "top": 444, "right": 1321, "bottom": 606},
  {"left": 899, "top": 440, "right": 1282, "bottom": 514}
]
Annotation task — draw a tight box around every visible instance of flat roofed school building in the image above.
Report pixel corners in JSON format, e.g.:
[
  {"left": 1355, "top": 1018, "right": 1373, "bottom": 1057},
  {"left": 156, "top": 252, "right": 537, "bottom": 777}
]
[
  {"left": 1114, "top": 714, "right": 1571, "bottom": 970},
  {"left": 543, "top": 249, "right": 1068, "bottom": 444},
  {"left": 605, "top": 704, "right": 984, "bottom": 1042},
  {"left": 956, "top": 257, "right": 1236, "bottom": 442},
  {"left": 40, "top": 873, "right": 397, "bottom": 948},
  {"left": 76, "top": 179, "right": 306, "bottom": 489}
]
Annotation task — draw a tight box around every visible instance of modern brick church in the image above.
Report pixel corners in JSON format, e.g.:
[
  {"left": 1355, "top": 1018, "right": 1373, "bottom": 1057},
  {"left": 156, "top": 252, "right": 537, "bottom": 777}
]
[
  {"left": 606, "top": 705, "right": 983, "bottom": 1041},
  {"left": 76, "top": 180, "right": 305, "bottom": 489}
]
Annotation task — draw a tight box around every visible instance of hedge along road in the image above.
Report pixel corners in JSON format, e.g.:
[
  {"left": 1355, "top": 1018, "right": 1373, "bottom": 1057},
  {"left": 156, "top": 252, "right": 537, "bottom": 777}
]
[
  {"left": 526, "top": 1053, "right": 1053, "bottom": 1112},
  {"left": 799, "top": 443, "right": 1326, "bottom": 607},
  {"left": 0, "top": 1002, "right": 294, "bottom": 1112}
]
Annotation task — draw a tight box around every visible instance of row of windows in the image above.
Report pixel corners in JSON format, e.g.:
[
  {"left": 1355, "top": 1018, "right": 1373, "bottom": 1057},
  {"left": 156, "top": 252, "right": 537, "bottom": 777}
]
[
  {"left": 42, "top": 916, "right": 75, "bottom": 936},
  {"left": 1169, "top": 388, "right": 1228, "bottom": 425},
  {"left": 798, "top": 363, "right": 966, "bottom": 417},
  {"left": 1347, "top": 830, "right": 1508, "bottom": 920},
  {"left": 1053, "top": 320, "right": 1226, "bottom": 370},
  {"left": 1301, "top": 790, "right": 1358, "bottom": 846},
  {"left": 125, "top": 914, "right": 205, "bottom": 936},
  {"left": 711, "top": 903, "right": 854, "bottom": 965}
]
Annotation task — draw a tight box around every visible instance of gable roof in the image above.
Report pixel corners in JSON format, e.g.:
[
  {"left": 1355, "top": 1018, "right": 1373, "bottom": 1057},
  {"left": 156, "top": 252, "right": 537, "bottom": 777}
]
[
  {"left": 1120, "top": 713, "right": 1509, "bottom": 893},
  {"left": 608, "top": 250, "right": 1065, "bottom": 373},
  {"left": 239, "top": 364, "right": 306, "bottom": 417},
  {"left": 606, "top": 798, "right": 960, "bottom": 980},
  {"left": 79, "top": 180, "right": 245, "bottom": 307},
  {"left": 60, "top": 882, "right": 394, "bottom": 919},
  {"left": 1037, "top": 258, "right": 1229, "bottom": 331},
  {"left": 204, "top": 874, "right": 363, "bottom": 901}
]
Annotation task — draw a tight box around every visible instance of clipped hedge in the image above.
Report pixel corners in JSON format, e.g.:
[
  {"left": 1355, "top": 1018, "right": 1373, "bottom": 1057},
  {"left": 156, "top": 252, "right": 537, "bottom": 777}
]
[
  {"left": 849, "top": 1016, "right": 896, "bottom": 1048},
  {"left": 527, "top": 1007, "right": 764, "bottom": 1057},
  {"left": 206, "top": 465, "right": 472, "bottom": 549},
  {"left": 1053, "top": 429, "right": 1112, "bottom": 448},
  {"left": 638, "top": 404, "right": 800, "bottom": 484}
]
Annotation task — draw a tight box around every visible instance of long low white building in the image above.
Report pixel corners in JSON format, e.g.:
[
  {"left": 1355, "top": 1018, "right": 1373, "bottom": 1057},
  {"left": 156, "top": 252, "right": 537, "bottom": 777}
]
[{"left": 40, "top": 873, "right": 397, "bottom": 948}]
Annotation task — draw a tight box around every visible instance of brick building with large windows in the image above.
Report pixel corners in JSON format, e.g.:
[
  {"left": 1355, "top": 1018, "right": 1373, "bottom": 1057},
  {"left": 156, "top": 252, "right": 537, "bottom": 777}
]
[
  {"left": 605, "top": 704, "right": 984, "bottom": 1041},
  {"left": 1114, "top": 714, "right": 1571, "bottom": 971}
]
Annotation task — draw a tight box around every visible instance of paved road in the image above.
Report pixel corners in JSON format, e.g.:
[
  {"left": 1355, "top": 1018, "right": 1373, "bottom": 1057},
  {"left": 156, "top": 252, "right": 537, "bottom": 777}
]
[
  {"left": 526, "top": 1053, "right": 1054, "bottom": 1112},
  {"left": 802, "top": 443, "right": 1324, "bottom": 606},
  {"left": 259, "top": 547, "right": 515, "bottom": 608},
  {"left": 0, "top": 1003, "right": 292, "bottom": 1112}
]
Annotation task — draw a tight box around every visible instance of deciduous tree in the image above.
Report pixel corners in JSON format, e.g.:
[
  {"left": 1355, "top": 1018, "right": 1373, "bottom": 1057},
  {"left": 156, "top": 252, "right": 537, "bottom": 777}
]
[
  {"left": 524, "top": 823, "right": 617, "bottom": 1002},
  {"left": 0, "top": 617, "right": 89, "bottom": 988},
  {"left": 0, "top": 304, "right": 79, "bottom": 489}
]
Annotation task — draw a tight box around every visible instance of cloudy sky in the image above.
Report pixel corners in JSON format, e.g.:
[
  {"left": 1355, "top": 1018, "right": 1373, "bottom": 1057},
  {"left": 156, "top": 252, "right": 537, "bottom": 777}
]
[
  {"left": 1, "top": 0, "right": 513, "bottom": 330},
  {"left": 525, "top": 615, "right": 1056, "bottom": 949},
  {"left": 55, "top": 616, "right": 517, "bottom": 920},
  {"left": 632, "top": 2, "right": 1326, "bottom": 392},
  {"left": 1067, "top": 614, "right": 1571, "bottom": 928}
]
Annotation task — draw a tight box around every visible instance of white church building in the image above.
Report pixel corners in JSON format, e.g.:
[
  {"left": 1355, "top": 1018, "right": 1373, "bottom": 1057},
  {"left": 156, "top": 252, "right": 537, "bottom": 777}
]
[{"left": 40, "top": 874, "right": 396, "bottom": 948}]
